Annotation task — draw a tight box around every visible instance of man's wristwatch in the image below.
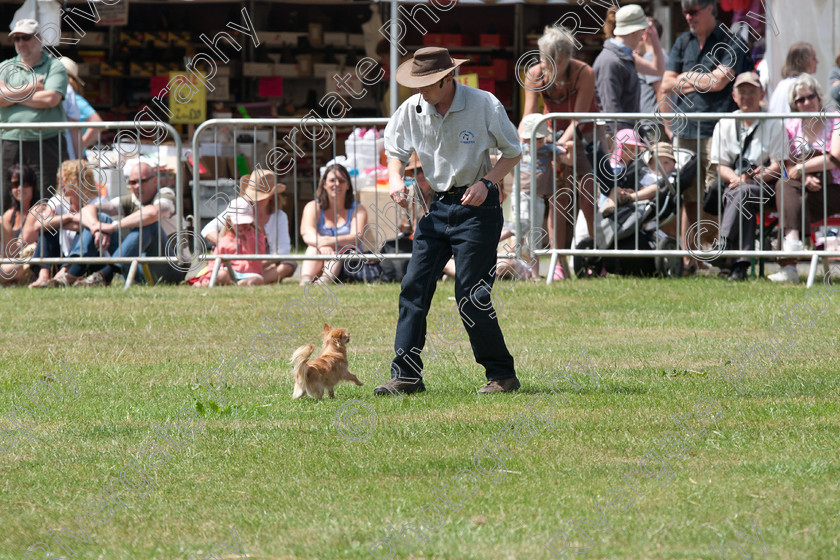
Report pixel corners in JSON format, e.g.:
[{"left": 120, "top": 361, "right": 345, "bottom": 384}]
[{"left": 479, "top": 178, "right": 498, "bottom": 191}]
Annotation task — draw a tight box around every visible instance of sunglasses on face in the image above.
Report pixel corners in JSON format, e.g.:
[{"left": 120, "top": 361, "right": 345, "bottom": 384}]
[
  {"left": 127, "top": 175, "right": 155, "bottom": 186},
  {"left": 794, "top": 93, "right": 818, "bottom": 105},
  {"left": 12, "top": 34, "right": 34, "bottom": 43}
]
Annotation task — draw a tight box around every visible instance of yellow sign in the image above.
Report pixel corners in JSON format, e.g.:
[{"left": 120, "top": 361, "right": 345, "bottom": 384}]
[
  {"left": 168, "top": 71, "right": 206, "bottom": 124},
  {"left": 455, "top": 73, "right": 479, "bottom": 88}
]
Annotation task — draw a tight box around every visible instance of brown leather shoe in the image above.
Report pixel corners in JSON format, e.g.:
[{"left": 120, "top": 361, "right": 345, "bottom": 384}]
[
  {"left": 478, "top": 377, "right": 521, "bottom": 394},
  {"left": 373, "top": 377, "right": 426, "bottom": 396}
]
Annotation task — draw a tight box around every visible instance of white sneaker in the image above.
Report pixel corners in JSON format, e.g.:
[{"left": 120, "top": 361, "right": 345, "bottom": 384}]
[
  {"left": 768, "top": 264, "right": 800, "bottom": 283},
  {"left": 782, "top": 239, "right": 804, "bottom": 253}
]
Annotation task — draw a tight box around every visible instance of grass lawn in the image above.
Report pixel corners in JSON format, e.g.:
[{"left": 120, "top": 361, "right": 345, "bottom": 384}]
[{"left": 1, "top": 275, "right": 838, "bottom": 560}]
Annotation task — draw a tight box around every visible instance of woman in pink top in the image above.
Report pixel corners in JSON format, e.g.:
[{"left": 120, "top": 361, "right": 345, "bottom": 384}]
[{"left": 773, "top": 74, "right": 840, "bottom": 283}]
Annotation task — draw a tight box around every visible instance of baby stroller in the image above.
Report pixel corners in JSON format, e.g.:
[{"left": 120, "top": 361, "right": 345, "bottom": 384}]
[{"left": 573, "top": 142, "right": 697, "bottom": 278}]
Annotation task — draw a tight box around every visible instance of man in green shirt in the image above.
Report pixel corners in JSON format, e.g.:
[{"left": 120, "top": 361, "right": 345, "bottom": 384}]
[{"left": 0, "top": 19, "right": 67, "bottom": 201}]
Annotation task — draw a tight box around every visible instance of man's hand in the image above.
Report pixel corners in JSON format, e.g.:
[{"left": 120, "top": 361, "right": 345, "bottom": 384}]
[
  {"left": 462, "top": 181, "right": 488, "bottom": 206},
  {"left": 390, "top": 178, "right": 409, "bottom": 208},
  {"left": 33, "top": 76, "right": 44, "bottom": 92},
  {"left": 62, "top": 213, "right": 81, "bottom": 232},
  {"left": 804, "top": 175, "right": 823, "bottom": 192}
]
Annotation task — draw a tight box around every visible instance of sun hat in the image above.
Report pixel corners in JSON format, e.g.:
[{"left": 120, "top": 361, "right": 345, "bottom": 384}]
[
  {"left": 612, "top": 128, "right": 643, "bottom": 162},
  {"left": 613, "top": 5, "right": 650, "bottom": 36},
  {"left": 59, "top": 57, "right": 85, "bottom": 87},
  {"left": 643, "top": 141, "right": 676, "bottom": 165},
  {"left": 519, "top": 113, "right": 550, "bottom": 140},
  {"left": 239, "top": 168, "right": 283, "bottom": 202},
  {"left": 395, "top": 47, "right": 468, "bottom": 89},
  {"left": 225, "top": 198, "right": 255, "bottom": 226},
  {"left": 9, "top": 19, "right": 38, "bottom": 37}
]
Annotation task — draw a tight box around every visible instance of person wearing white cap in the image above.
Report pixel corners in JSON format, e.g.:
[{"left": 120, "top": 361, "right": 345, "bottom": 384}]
[
  {"left": 593, "top": 4, "right": 663, "bottom": 135},
  {"left": 0, "top": 19, "right": 68, "bottom": 201}
]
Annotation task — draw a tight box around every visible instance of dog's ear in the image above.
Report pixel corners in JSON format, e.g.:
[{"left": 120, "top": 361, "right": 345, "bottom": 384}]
[{"left": 322, "top": 323, "right": 331, "bottom": 333}]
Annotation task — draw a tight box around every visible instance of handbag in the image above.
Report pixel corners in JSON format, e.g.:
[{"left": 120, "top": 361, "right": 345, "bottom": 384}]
[{"left": 703, "top": 121, "right": 760, "bottom": 215}]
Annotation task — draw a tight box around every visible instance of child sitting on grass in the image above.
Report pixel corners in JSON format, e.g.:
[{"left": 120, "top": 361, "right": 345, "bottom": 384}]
[{"left": 190, "top": 198, "right": 266, "bottom": 286}]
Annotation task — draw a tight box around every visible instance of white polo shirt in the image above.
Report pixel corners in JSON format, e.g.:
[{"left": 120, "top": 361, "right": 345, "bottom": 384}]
[
  {"left": 384, "top": 83, "right": 521, "bottom": 193},
  {"left": 709, "top": 110, "right": 787, "bottom": 169}
]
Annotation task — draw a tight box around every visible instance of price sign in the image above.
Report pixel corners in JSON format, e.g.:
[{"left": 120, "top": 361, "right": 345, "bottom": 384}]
[
  {"left": 168, "top": 71, "right": 206, "bottom": 124},
  {"left": 454, "top": 73, "right": 479, "bottom": 88}
]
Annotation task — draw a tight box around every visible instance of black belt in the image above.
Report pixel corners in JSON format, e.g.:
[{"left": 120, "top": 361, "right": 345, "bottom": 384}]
[{"left": 434, "top": 186, "right": 469, "bottom": 200}]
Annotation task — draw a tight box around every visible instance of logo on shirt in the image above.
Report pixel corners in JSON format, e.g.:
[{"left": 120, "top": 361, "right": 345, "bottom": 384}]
[{"left": 459, "top": 130, "right": 475, "bottom": 144}]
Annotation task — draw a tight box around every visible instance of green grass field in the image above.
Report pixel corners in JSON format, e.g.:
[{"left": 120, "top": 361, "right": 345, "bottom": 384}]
[{"left": 1, "top": 275, "right": 839, "bottom": 560}]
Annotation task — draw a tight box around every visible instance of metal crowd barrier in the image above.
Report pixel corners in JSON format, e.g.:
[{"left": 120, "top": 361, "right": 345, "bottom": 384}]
[
  {"left": 190, "top": 118, "right": 498, "bottom": 287},
  {"left": 521, "top": 112, "right": 840, "bottom": 287},
  {"left": 0, "top": 121, "right": 183, "bottom": 288}
]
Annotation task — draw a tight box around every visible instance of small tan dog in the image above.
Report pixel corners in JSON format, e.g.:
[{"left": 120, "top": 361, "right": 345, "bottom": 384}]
[{"left": 292, "top": 323, "right": 362, "bottom": 400}]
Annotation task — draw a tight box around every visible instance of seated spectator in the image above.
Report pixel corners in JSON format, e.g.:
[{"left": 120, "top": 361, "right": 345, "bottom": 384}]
[
  {"left": 0, "top": 163, "right": 38, "bottom": 284},
  {"left": 773, "top": 74, "right": 840, "bottom": 283},
  {"left": 710, "top": 72, "right": 785, "bottom": 281},
  {"left": 299, "top": 163, "right": 368, "bottom": 285},
  {"left": 768, "top": 42, "right": 818, "bottom": 116},
  {"left": 24, "top": 159, "right": 107, "bottom": 287},
  {"left": 599, "top": 128, "right": 643, "bottom": 217},
  {"left": 190, "top": 198, "right": 266, "bottom": 287},
  {"left": 201, "top": 169, "right": 296, "bottom": 283},
  {"left": 68, "top": 158, "right": 178, "bottom": 287},
  {"left": 830, "top": 46, "right": 840, "bottom": 107}
]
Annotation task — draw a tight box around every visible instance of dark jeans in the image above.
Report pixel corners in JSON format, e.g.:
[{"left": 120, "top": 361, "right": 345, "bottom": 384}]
[
  {"left": 79, "top": 213, "right": 163, "bottom": 275},
  {"left": 390, "top": 188, "right": 515, "bottom": 381},
  {"left": 1, "top": 135, "right": 62, "bottom": 201}
]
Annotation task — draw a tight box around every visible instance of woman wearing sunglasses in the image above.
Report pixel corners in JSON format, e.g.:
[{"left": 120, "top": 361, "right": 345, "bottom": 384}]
[
  {"left": 0, "top": 163, "right": 38, "bottom": 285},
  {"left": 772, "top": 74, "right": 840, "bottom": 283}
]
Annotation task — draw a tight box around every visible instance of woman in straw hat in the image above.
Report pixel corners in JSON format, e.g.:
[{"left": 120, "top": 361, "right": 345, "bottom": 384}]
[
  {"left": 25, "top": 159, "right": 110, "bottom": 287},
  {"left": 374, "top": 47, "right": 522, "bottom": 396},
  {"left": 201, "top": 168, "right": 296, "bottom": 283},
  {"left": 299, "top": 163, "right": 368, "bottom": 285}
]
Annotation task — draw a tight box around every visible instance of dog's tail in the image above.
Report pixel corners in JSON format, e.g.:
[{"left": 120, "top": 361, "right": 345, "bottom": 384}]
[{"left": 291, "top": 343, "right": 314, "bottom": 399}]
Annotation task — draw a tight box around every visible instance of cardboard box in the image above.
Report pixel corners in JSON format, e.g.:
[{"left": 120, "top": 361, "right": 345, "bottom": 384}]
[
  {"left": 314, "top": 63, "right": 341, "bottom": 78},
  {"left": 277, "top": 32, "right": 306, "bottom": 45},
  {"left": 243, "top": 62, "right": 274, "bottom": 77},
  {"left": 324, "top": 32, "right": 348, "bottom": 46},
  {"left": 423, "top": 33, "right": 469, "bottom": 47},
  {"left": 479, "top": 34, "right": 509, "bottom": 48},
  {"left": 129, "top": 62, "right": 154, "bottom": 77},
  {"left": 206, "top": 77, "right": 230, "bottom": 101},
  {"left": 77, "top": 32, "right": 105, "bottom": 47},
  {"left": 274, "top": 63, "right": 300, "bottom": 77}
]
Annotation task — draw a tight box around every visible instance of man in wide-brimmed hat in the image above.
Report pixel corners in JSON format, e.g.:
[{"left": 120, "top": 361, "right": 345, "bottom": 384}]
[{"left": 374, "top": 47, "right": 522, "bottom": 396}]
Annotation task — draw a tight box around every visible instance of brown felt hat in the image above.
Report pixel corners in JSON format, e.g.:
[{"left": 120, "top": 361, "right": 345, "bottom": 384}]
[{"left": 395, "top": 47, "right": 468, "bottom": 88}]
